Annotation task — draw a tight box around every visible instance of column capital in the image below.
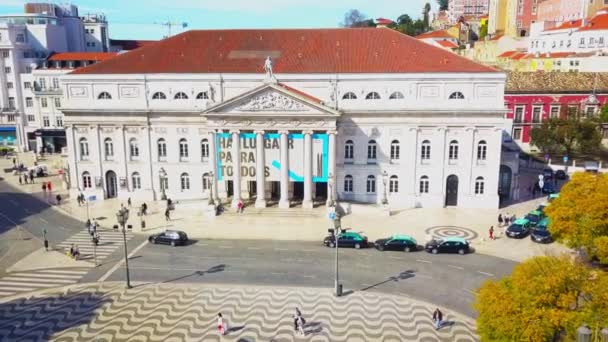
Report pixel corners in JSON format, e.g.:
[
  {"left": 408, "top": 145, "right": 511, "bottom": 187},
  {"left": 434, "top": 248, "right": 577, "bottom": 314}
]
[
  {"left": 327, "top": 130, "right": 338, "bottom": 135},
  {"left": 230, "top": 129, "right": 240, "bottom": 135},
  {"left": 278, "top": 129, "right": 290, "bottom": 135},
  {"left": 254, "top": 130, "right": 265, "bottom": 135},
  {"left": 303, "top": 130, "right": 314, "bottom": 135}
]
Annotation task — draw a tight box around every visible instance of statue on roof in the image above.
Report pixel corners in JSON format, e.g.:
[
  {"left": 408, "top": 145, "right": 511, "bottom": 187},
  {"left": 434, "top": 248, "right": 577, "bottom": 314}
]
[{"left": 263, "top": 56, "right": 275, "bottom": 83}]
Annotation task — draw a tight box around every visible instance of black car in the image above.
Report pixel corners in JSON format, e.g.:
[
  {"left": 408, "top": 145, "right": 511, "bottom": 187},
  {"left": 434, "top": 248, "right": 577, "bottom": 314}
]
[
  {"left": 323, "top": 231, "right": 369, "bottom": 249},
  {"left": 148, "top": 230, "right": 189, "bottom": 246},
  {"left": 375, "top": 235, "right": 418, "bottom": 252},
  {"left": 542, "top": 182, "right": 556, "bottom": 194},
  {"left": 531, "top": 227, "right": 552, "bottom": 243},
  {"left": 555, "top": 170, "right": 567, "bottom": 179},
  {"left": 424, "top": 237, "right": 470, "bottom": 255},
  {"left": 543, "top": 168, "right": 554, "bottom": 179},
  {"left": 506, "top": 219, "right": 531, "bottom": 238}
]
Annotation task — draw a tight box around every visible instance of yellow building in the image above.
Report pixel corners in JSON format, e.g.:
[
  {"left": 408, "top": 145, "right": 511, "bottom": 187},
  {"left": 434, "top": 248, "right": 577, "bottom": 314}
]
[{"left": 489, "top": 0, "right": 508, "bottom": 35}]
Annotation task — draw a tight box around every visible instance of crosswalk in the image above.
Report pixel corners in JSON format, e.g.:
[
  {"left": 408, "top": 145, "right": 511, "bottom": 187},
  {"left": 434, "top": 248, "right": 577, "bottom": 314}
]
[
  {"left": 0, "top": 268, "right": 90, "bottom": 297},
  {"left": 55, "top": 228, "right": 135, "bottom": 264}
]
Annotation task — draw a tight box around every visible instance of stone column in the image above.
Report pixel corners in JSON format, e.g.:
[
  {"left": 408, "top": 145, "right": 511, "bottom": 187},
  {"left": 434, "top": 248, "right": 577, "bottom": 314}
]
[
  {"left": 279, "top": 130, "right": 290, "bottom": 208},
  {"left": 255, "top": 130, "right": 266, "bottom": 208},
  {"left": 303, "top": 130, "right": 313, "bottom": 209},
  {"left": 208, "top": 130, "right": 220, "bottom": 203},
  {"left": 326, "top": 130, "right": 337, "bottom": 206},
  {"left": 231, "top": 130, "right": 241, "bottom": 208}
]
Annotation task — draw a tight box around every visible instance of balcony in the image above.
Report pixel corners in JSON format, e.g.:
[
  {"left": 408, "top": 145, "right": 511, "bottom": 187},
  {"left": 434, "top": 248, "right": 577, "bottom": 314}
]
[{"left": 32, "top": 83, "right": 62, "bottom": 95}]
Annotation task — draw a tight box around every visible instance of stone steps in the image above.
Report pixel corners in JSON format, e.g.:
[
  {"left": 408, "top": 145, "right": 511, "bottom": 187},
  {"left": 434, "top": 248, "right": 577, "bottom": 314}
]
[{"left": 220, "top": 206, "right": 324, "bottom": 218}]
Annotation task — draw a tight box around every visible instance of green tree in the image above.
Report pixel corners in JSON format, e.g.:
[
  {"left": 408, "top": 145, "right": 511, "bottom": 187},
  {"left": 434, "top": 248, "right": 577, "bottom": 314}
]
[
  {"left": 530, "top": 119, "right": 559, "bottom": 154},
  {"left": 474, "top": 255, "right": 608, "bottom": 341},
  {"left": 530, "top": 117, "right": 601, "bottom": 156},
  {"left": 437, "top": 0, "right": 449, "bottom": 11},
  {"left": 600, "top": 103, "right": 608, "bottom": 123},
  {"left": 479, "top": 20, "right": 488, "bottom": 40},
  {"left": 423, "top": 3, "right": 431, "bottom": 29},
  {"left": 576, "top": 119, "right": 602, "bottom": 154},
  {"left": 340, "top": 9, "right": 375, "bottom": 28},
  {"left": 544, "top": 172, "right": 608, "bottom": 260}
]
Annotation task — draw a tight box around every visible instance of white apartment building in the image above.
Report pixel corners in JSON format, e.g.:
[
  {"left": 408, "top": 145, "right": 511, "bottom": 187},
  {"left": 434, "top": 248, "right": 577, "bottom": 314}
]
[
  {"left": 0, "top": 2, "right": 109, "bottom": 151},
  {"left": 60, "top": 28, "right": 511, "bottom": 210}
]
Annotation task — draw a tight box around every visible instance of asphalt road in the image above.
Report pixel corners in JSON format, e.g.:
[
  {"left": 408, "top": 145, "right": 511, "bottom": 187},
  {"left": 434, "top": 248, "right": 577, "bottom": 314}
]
[{"left": 0, "top": 176, "right": 517, "bottom": 318}]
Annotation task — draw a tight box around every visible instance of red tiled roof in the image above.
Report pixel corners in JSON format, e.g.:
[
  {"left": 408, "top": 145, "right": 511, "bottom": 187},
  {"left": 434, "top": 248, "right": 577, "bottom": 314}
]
[
  {"left": 546, "top": 19, "right": 583, "bottom": 31},
  {"left": 437, "top": 40, "right": 458, "bottom": 48},
  {"left": 578, "top": 11, "right": 608, "bottom": 31},
  {"left": 72, "top": 28, "right": 496, "bottom": 75},
  {"left": 278, "top": 83, "right": 322, "bottom": 104},
  {"left": 510, "top": 52, "right": 528, "bottom": 60},
  {"left": 375, "top": 18, "right": 394, "bottom": 25},
  {"left": 109, "top": 39, "right": 156, "bottom": 51},
  {"left": 416, "top": 29, "right": 453, "bottom": 39},
  {"left": 498, "top": 50, "right": 517, "bottom": 58},
  {"left": 48, "top": 52, "right": 118, "bottom": 62}
]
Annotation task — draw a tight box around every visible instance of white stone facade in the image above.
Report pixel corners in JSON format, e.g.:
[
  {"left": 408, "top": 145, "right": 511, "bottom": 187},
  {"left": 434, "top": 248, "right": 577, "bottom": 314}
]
[{"left": 61, "top": 72, "right": 508, "bottom": 210}]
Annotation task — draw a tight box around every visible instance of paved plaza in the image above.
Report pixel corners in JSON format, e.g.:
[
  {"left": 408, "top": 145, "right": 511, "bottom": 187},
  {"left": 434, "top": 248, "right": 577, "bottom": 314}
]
[{"left": 0, "top": 282, "right": 478, "bottom": 341}]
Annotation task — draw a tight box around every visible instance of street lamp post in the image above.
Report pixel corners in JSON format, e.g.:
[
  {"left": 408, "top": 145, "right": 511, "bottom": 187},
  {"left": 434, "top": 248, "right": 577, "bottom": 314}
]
[
  {"left": 381, "top": 170, "right": 388, "bottom": 205},
  {"left": 327, "top": 172, "right": 335, "bottom": 207},
  {"left": 208, "top": 171, "right": 215, "bottom": 206},
  {"left": 116, "top": 207, "right": 131, "bottom": 289},
  {"left": 159, "top": 167, "right": 167, "bottom": 201},
  {"left": 333, "top": 213, "right": 341, "bottom": 297}
]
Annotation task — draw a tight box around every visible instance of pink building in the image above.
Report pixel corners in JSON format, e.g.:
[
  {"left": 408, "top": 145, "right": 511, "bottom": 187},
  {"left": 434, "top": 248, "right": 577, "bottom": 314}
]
[
  {"left": 449, "top": 0, "right": 490, "bottom": 23},
  {"left": 505, "top": 72, "right": 608, "bottom": 146},
  {"left": 537, "top": 0, "right": 587, "bottom": 22}
]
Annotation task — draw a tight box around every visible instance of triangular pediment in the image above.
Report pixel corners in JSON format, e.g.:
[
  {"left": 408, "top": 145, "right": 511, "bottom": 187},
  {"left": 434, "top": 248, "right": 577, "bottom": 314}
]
[{"left": 203, "top": 83, "right": 340, "bottom": 117}]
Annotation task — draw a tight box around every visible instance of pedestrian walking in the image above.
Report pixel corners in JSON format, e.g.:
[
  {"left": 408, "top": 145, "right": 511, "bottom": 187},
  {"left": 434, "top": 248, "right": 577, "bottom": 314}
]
[
  {"left": 142, "top": 202, "right": 147, "bottom": 215},
  {"left": 42, "top": 183, "right": 47, "bottom": 193},
  {"left": 498, "top": 213, "right": 503, "bottom": 227},
  {"left": 92, "top": 232, "right": 99, "bottom": 246},
  {"left": 56, "top": 194, "right": 62, "bottom": 205},
  {"left": 86, "top": 219, "right": 92, "bottom": 234},
  {"left": 511, "top": 213, "right": 516, "bottom": 223},
  {"left": 29, "top": 171, "right": 34, "bottom": 183},
  {"left": 504, "top": 213, "right": 510, "bottom": 226},
  {"left": 44, "top": 239, "right": 49, "bottom": 251},
  {"left": 127, "top": 197, "right": 132, "bottom": 208},
  {"left": 293, "top": 308, "right": 306, "bottom": 336},
  {"left": 432, "top": 308, "right": 443, "bottom": 330},
  {"left": 93, "top": 220, "right": 98, "bottom": 235},
  {"left": 165, "top": 208, "right": 171, "bottom": 221},
  {"left": 18, "top": 175, "right": 22, "bottom": 185},
  {"left": 237, "top": 200, "right": 243, "bottom": 213},
  {"left": 217, "top": 313, "right": 227, "bottom": 335},
  {"left": 489, "top": 226, "right": 494, "bottom": 240},
  {"left": 47, "top": 181, "right": 52, "bottom": 192},
  {"left": 12, "top": 157, "right": 16, "bottom": 167},
  {"left": 24, "top": 174, "right": 28, "bottom": 184}
]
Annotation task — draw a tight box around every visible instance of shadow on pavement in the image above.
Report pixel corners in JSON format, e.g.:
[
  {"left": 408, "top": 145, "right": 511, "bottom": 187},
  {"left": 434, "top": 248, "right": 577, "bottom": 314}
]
[
  {"left": 161, "top": 264, "right": 227, "bottom": 284},
  {"left": 359, "top": 270, "right": 416, "bottom": 292},
  {"left": 0, "top": 290, "right": 111, "bottom": 340}
]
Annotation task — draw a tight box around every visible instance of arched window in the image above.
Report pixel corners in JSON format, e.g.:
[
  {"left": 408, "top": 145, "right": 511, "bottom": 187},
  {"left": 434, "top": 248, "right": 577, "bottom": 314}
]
[
  {"left": 201, "top": 138, "right": 209, "bottom": 160},
  {"left": 419, "top": 176, "right": 429, "bottom": 193},
  {"left": 367, "top": 140, "right": 377, "bottom": 161},
  {"left": 389, "top": 91, "right": 404, "bottom": 99},
  {"left": 389, "top": 175, "right": 399, "bottom": 193},
  {"left": 196, "top": 91, "right": 209, "bottom": 100},
  {"left": 131, "top": 172, "right": 141, "bottom": 189},
  {"left": 475, "top": 176, "right": 485, "bottom": 194},
  {"left": 342, "top": 92, "right": 357, "bottom": 100},
  {"left": 449, "top": 91, "right": 465, "bottom": 100},
  {"left": 179, "top": 138, "right": 189, "bottom": 159},
  {"left": 344, "top": 140, "right": 354, "bottom": 160},
  {"left": 174, "top": 92, "right": 188, "bottom": 100},
  {"left": 152, "top": 92, "right": 166, "bottom": 100},
  {"left": 79, "top": 138, "right": 89, "bottom": 160},
  {"left": 365, "top": 92, "right": 381, "bottom": 100},
  {"left": 202, "top": 172, "right": 211, "bottom": 190},
  {"left": 421, "top": 140, "right": 431, "bottom": 160},
  {"left": 180, "top": 173, "right": 190, "bottom": 191},
  {"left": 390, "top": 140, "right": 400, "bottom": 160},
  {"left": 344, "top": 175, "right": 353, "bottom": 192},
  {"left": 129, "top": 138, "right": 139, "bottom": 159},
  {"left": 157, "top": 138, "right": 167, "bottom": 160},
  {"left": 366, "top": 175, "right": 376, "bottom": 193},
  {"left": 449, "top": 140, "right": 459, "bottom": 160},
  {"left": 82, "top": 172, "right": 92, "bottom": 189},
  {"left": 477, "top": 140, "right": 487, "bottom": 161},
  {"left": 104, "top": 138, "right": 113, "bottom": 160},
  {"left": 97, "top": 91, "right": 111, "bottom": 100}
]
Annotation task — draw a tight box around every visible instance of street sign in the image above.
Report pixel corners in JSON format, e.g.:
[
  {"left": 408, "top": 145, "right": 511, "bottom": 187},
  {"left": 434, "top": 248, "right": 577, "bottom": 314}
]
[
  {"left": 538, "top": 174, "right": 544, "bottom": 181},
  {"left": 563, "top": 156, "right": 569, "bottom": 163},
  {"left": 539, "top": 180, "right": 544, "bottom": 188},
  {"left": 87, "top": 195, "right": 97, "bottom": 202},
  {"left": 328, "top": 212, "right": 336, "bottom": 220}
]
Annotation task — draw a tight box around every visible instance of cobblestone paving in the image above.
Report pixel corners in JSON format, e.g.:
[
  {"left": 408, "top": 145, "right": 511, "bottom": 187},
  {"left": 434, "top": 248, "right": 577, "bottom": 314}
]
[{"left": 0, "top": 282, "right": 479, "bottom": 342}]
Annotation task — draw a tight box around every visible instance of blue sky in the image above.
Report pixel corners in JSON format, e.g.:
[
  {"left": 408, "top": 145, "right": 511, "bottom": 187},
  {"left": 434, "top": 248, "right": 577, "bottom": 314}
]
[{"left": 1, "top": 0, "right": 433, "bottom": 40}]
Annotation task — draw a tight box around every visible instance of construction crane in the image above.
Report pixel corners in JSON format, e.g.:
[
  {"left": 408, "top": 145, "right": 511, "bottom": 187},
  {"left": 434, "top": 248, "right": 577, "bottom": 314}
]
[{"left": 153, "top": 20, "right": 189, "bottom": 38}]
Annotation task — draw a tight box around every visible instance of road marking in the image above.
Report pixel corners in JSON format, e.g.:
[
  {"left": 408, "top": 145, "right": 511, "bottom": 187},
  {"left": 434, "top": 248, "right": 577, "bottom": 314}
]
[
  {"left": 247, "top": 247, "right": 261, "bottom": 250},
  {"left": 270, "top": 272, "right": 286, "bottom": 275},
  {"left": 39, "top": 218, "right": 49, "bottom": 224},
  {"left": 302, "top": 249, "right": 316, "bottom": 252},
  {"left": 464, "top": 288, "right": 477, "bottom": 295},
  {"left": 9, "top": 199, "right": 18, "bottom": 206},
  {"left": 302, "top": 275, "right": 316, "bottom": 279},
  {"left": 447, "top": 265, "right": 464, "bottom": 270},
  {"left": 388, "top": 256, "right": 402, "bottom": 260},
  {"left": 274, "top": 248, "right": 289, "bottom": 251},
  {"left": 99, "top": 239, "right": 148, "bottom": 282},
  {"left": 416, "top": 259, "right": 432, "bottom": 264},
  {"left": 477, "top": 271, "right": 494, "bottom": 277},
  {"left": 218, "top": 245, "right": 233, "bottom": 249}
]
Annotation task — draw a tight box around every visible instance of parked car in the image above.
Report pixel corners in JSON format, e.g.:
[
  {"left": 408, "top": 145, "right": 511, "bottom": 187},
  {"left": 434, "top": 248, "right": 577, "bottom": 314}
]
[
  {"left": 555, "top": 170, "right": 567, "bottom": 180},
  {"left": 506, "top": 218, "right": 531, "bottom": 238},
  {"left": 148, "top": 230, "right": 189, "bottom": 246},
  {"left": 531, "top": 218, "right": 553, "bottom": 244},
  {"left": 28, "top": 164, "right": 49, "bottom": 177},
  {"left": 547, "top": 193, "right": 560, "bottom": 202},
  {"left": 543, "top": 168, "right": 554, "bottom": 178},
  {"left": 375, "top": 234, "right": 418, "bottom": 252},
  {"left": 525, "top": 210, "right": 544, "bottom": 227},
  {"left": 536, "top": 203, "right": 548, "bottom": 213},
  {"left": 542, "top": 182, "right": 556, "bottom": 194},
  {"left": 424, "top": 237, "right": 470, "bottom": 255},
  {"left": 323, "top": 230, "right": 368, "bottom": 249}
]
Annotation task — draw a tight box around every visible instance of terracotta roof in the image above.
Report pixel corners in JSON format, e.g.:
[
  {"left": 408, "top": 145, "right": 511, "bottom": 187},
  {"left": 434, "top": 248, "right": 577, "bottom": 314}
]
[
  {"left": 71, "top": 28, "right": 496, "bottom": 75},
  {"left": 506, "top": 72, "right": 608, "bottom": 93},
  {"left": 48, "top": 52, "right": 118, "bottom": 62},
  {"left": 498, "top": 50, "right": 518, "bottom": 58},
  {"left": 578, "top": 11, "right": 608, "bottom": 31},
  {"left": 437, "top": 40, "right": 459, "bottom": 48},
  {"left": 510, "top": 52, "right": 528, "bottom": 60},
  {"left": 546, "top": 19, "right": 583, "bottom": 31},
  {"left": 277, "top": 83, "right": 322, "bottom": 104},
  {"left": 109, "top": 39, "right": 156, "bottom": 51},
  {"left": 416, "top": 29, "right": 454, "bottom": 39}
]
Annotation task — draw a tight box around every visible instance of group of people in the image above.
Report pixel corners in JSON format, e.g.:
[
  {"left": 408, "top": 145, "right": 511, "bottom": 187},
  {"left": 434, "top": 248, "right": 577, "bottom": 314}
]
[
  {"left": 68, "top": 244, "right": 80, "bottom": 260},
  {"left": 217, "top": 307, "right": 307, "bottom": 336},
  {"left": 41, "top": 181, "right": 53, "bottom": 192},
  {"left": 76, "top": 193, "right": 87, "bottom": 206},
  {"left": 17, "top": 171, "right": 35, "bottom": 185},
  {"left": 497, "top": 213, "right": 516, "bottom": 227}
]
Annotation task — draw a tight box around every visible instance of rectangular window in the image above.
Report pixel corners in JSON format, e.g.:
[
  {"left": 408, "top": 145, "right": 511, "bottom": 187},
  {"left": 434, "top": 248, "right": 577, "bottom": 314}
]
[
  {"left": 27, "top": 114, "right": 35, "bottom": 122},
  {"left": 52, "top": 78, "right": 59, "bottom": 89},
  {"left": 367, "top": 144, "right": 377, "bottom": 162},
  {"left": 41, "top": 98, "right": 48, "bottom": 108},
  {"left": 344, "top": 144, "right": 353, "bottom": 161},
  {"left": 16, "top": 33, "right": 25, "bottom": 43},
  {"left": 24, "top": 81, "right": 31, "bottom": 89},
  {"left": 514, "top": 105, "right": 524, "bottom": 123},
  {"left": 344, "top": 178, "right": 353, "bottom": 192},
  {"left": 532, "top": 106, "right": 542, "bottom": 123},
  {"left": 585, "top": 105, "right": 597, "bottom": 117},
  {"left": 25, "top": 66, "right": 32, "bottom": 73},
  {"left": 54, "top": 97, "right": 61, "bottom": 108},
  {"left": 25, "top": 97, "right": 33, "bottom": 107},
  {"left": 43, "top": 116, "right": 50, "bottom": 127},
  {"left": 90, "top": 29, "right": 95, "bottom": 34},
  {"left": 56, "top": 116, "right": 63, "bottom": 127},
  {"left": 161, "top": 177, "right": 169, "bottom": 190},
  {"left": 6, "top": 82, "right": 12, "bottom": 89},
  {"left": 4, "top": 67, "right": 10, "bottom": 74},
  {"left": 39, "top": 78, "right": 46, "bottom": 89},
  {"left": 8, "top": 97, "right": 15, "bottom": 109},
  {"left": 567, "top": 105, "right": 578, "bottom": 118},
  {"left": 2, "top": 51, "right": 9, "bottom": 58},
  {"left": 512, "top": 128, "right": 522, "bottom": 141},
  {"left": 550, "top": 105, "right": 560, "bottom": 119},
  {"left": 7, "top": 114, "right": 15, "bottom": 122}
]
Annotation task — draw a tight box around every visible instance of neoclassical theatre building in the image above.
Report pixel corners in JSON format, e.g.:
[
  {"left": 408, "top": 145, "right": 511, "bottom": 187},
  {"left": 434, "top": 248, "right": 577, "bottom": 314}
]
[{"left": 61, "top": 28, "right": 509, "bottom": 209}]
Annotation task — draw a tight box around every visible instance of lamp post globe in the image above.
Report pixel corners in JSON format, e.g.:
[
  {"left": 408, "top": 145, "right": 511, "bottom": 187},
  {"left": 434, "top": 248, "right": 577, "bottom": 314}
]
[{"left": 116, "top": 207, "right": 131, "bottom": 289}]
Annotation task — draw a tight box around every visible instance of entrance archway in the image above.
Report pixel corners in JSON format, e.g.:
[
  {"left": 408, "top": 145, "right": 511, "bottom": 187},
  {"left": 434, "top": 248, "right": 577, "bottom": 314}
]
[
  {"left": 445, "top": 175, "right": 458, "bottom": 206},
  {"left": 105, "top": 170, "right": 118, "bottom": 198}
]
